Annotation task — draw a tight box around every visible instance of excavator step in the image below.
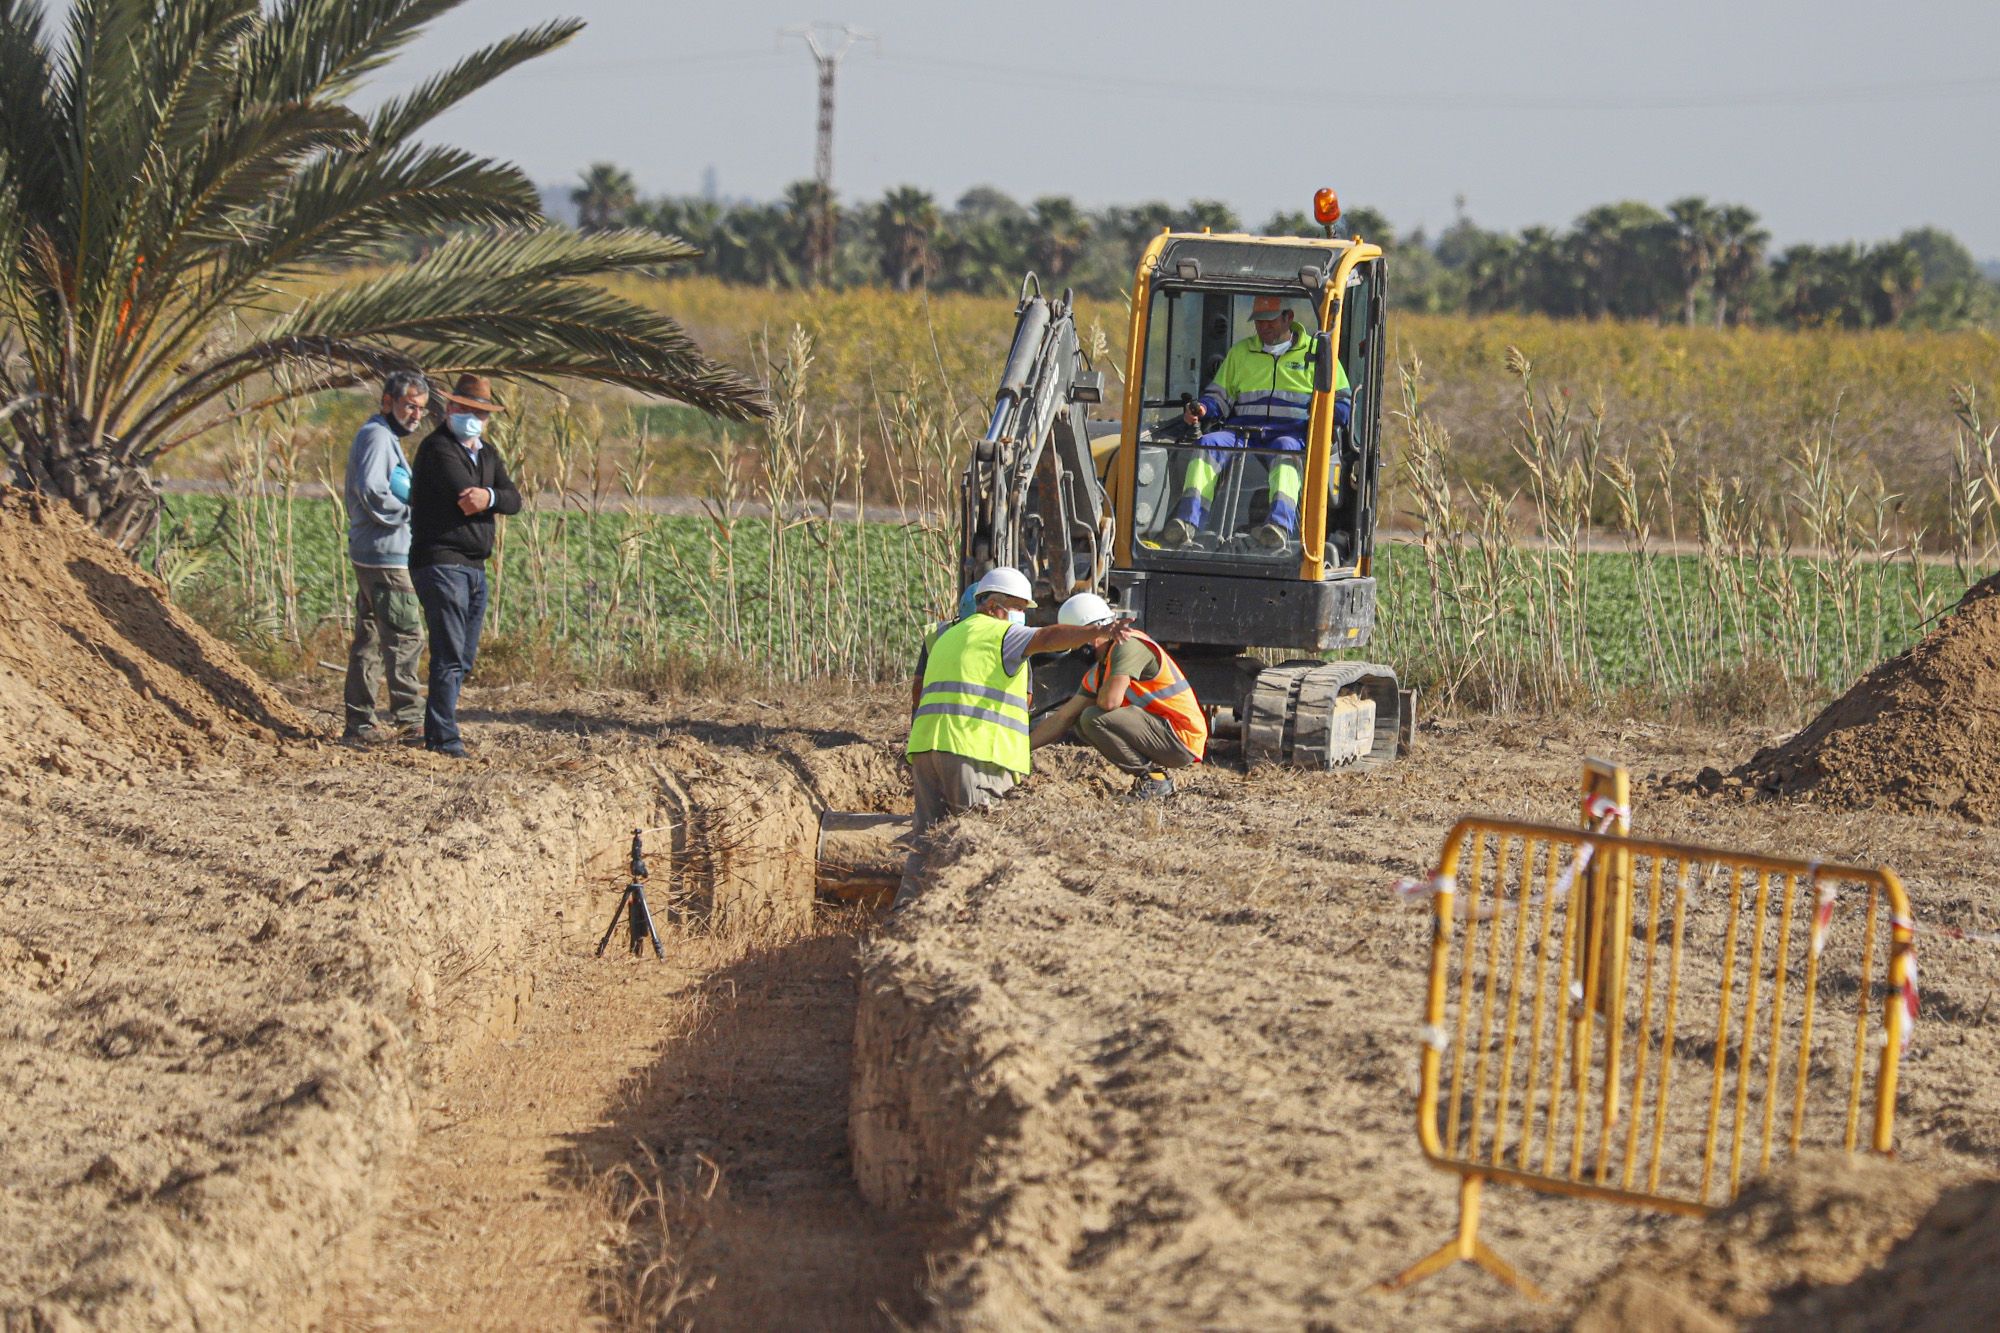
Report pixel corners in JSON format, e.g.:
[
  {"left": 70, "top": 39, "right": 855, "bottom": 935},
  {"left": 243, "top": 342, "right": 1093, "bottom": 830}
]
[{"left": 1241, "top": 662, "right": 1402, "bottom": 772}]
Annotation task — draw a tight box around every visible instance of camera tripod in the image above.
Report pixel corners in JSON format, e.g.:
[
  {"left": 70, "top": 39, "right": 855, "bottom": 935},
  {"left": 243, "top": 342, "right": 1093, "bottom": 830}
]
[{"left": 595, "top": 827, "right": 664, "bottom": 960}]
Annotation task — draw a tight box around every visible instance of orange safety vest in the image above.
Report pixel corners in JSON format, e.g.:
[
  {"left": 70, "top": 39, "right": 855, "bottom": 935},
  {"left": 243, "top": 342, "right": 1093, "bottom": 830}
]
[{"left": 1081, "top": 630, "right": 1208, "bottom": 760}]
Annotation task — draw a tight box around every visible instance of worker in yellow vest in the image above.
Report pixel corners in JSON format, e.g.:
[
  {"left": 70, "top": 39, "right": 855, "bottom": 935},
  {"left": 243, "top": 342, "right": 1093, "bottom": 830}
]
[
  {"left": 909, "top": 583, "right": 982, "bottom": 714},
  {"left": 1030, "top": 593, "right": 1206, "bottom": 799},
  {"left": 906, "top": 567, "right": 1130, "bottom": 834}
]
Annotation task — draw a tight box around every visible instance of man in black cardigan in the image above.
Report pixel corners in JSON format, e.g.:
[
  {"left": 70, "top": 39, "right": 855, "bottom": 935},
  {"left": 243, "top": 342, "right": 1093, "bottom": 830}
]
[{"left": 409, "top": 374, "right": 523, "bottom": 757}]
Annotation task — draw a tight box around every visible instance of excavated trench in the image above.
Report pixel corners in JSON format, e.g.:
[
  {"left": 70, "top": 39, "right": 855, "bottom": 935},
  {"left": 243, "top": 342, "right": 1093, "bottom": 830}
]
[{"left": 311, "top": 728, "right": 938, "bottom": 1330}]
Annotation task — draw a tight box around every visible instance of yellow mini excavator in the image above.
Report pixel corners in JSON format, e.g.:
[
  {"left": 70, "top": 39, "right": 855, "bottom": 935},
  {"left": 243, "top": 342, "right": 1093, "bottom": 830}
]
[{"left": 959, "top": 188, "right": 1406, "bottom": 769}]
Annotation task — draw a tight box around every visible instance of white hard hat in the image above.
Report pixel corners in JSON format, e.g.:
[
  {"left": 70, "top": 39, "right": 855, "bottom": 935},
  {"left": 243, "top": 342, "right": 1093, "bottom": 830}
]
[
  {"left": 972, "top": 566, "right": 1035, "bottom": 607},
  {"left": 1057, "top": 592, "right": 1117, "bottom": 627}
]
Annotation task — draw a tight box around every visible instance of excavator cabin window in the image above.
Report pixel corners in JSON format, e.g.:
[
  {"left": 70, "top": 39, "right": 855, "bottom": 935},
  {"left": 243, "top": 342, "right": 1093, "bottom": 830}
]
[{"left": 1132, "top": 286, "right": 1331, "bottom": 569}]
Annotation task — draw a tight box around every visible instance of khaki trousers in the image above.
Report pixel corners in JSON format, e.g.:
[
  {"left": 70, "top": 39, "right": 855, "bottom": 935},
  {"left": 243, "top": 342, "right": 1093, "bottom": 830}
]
[
  {"left": 1076, "top": 704, "right": 1198, "bottom": 776},
  {"left": 343, "top": 564, "right": 424, "bottom": 732},
  {"left": 909, "top": 749, "right": 1019, "bottom": 836}
]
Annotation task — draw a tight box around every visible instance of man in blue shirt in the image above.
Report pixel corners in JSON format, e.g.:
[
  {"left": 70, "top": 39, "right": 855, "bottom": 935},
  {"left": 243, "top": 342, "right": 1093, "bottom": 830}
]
[{"left": 339, "top": 371, "right": 428, "bottom": 744}]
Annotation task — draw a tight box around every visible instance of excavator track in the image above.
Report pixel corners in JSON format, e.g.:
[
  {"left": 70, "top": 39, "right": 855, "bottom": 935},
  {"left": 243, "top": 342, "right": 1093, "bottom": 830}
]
[{"left": 1241, "top": 661, "right": 1402, "bottom": 771}]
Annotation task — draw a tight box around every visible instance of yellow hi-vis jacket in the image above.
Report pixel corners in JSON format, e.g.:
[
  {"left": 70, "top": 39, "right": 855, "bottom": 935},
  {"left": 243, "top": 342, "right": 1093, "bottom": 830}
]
[
  {"left": 1194, "top": 322, "right": 1350, "bottom": 431},
  {"left": 907, "top": 613, "right": 1032, "bottom": 775},
  {"left": 1081, "top": 630, "right": 1207, "bottom": 760}
]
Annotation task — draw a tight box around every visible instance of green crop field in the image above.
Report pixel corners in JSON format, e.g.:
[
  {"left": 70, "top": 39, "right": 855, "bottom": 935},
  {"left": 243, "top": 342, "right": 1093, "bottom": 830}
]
[{"left": 151, "top": 491, "right": 1983, "bottom": 713}]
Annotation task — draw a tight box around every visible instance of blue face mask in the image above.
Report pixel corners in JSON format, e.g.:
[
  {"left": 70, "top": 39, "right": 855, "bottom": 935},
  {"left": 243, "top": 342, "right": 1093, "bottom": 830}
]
[
  {"left": 448, "top": 412, "right": 484, "bottom": 441},
  {"left": 1007, "top": 609, "right": 1027, "bottom": 626}
]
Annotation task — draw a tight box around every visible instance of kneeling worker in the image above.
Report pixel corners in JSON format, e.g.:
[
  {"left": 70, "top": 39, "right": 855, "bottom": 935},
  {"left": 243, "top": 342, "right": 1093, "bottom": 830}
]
[
  {"left": 907, "top": 567, "right": 1130, "bottom": 834},
  {"left": 1030, "top": 593, "right": 1206, "bottom": 799}
]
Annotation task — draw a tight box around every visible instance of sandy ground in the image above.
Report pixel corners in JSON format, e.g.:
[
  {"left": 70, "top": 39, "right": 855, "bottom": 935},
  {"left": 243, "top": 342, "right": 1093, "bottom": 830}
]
[
  {"left": 9, "top": 482, "right": 2000, "bottom": 1330},
  {"left": 856, "top": 713, "right": 2000, "bottom": 1329}
]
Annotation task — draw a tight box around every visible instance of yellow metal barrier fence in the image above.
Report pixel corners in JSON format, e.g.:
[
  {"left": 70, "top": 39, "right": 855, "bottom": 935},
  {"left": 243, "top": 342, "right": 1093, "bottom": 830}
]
[{"left": 1387, "top": 816, "right": 1914, "bottom": 1299}]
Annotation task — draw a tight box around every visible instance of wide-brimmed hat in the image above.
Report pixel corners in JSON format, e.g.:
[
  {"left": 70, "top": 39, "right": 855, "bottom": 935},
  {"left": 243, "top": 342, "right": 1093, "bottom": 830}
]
[
  {"left": 437, "top": 373, "right": 507, "bottom": 413},
  {"left": 1245, "top": 294, "right": 1292, "bottom": 323}
]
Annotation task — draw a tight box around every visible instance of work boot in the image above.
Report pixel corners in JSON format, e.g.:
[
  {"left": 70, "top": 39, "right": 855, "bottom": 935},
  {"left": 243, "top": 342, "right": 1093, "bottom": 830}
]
[
  {"left": 1127, "top": 770, "right": 1176, "bottom": 801},
  {"left": 1160, "top": 517, "right": 1197, "bottom": 548},
  {"left": 1253, "top": 521, "right": 1289, "bottom": 551},
  {"left": 339, "top": 724, "right": 391, "bottom": 747}
]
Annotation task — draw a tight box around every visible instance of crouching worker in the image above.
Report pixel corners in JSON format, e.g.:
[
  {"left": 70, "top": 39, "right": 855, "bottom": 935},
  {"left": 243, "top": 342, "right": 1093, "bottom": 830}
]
[
  {"left": 1030, "top": 593, "right": 1206, "bottom": 799},
  {"left": 907, "top": 567, "right": 1130, "bottom": 836}
]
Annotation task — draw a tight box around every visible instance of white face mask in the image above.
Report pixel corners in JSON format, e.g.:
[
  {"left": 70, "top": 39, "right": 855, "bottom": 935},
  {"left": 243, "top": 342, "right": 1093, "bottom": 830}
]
[
  {"left": 1007, "top": 610, "right": 1027, "bottom": 626},
  {"left": 448, "top": 412, "right": 484, "bottom": 441},
  {"left": 1261, "top": 336, "right": 1291, "bottom": 355}
]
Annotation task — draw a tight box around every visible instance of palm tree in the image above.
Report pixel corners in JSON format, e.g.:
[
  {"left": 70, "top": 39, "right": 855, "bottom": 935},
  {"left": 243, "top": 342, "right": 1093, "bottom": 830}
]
[
  {"left": 1105, "top": 201, "right": 1180, "bottom": 251},
  {"left": 572, "top": 162, "right": 639, "bottom": 233},
  {"left": 1710, "top": 205, "right": 1768, "bottom": 327},
  {"left": 1181, "top": 199, "right": 1242, "bottom": 234},
  {"left": 1667, "top": 196, "right": 1722, "bottom": 326},
  {"left": 1027, "top": 195, "right": 1091, "bottom": 284},
  {"left": 782, "top": 178, "right": 836, "bottom": 286},
  {"left": 0, "top": 0, "right": 766, "bottom": 551},
  {"left": 936, "top": 216, "right": 1025, "bottom": 295},
  {"left": 1462, "top": 233, "right": 1520, "bottom": 313},
  {"left": 1569, "top": 201, "right": 1675, "bottom": 320},
  {"left": 1862, "top": 241, "right": 1924, "bottom": 328},
  {"left": 872, "top": 186, "right": 938, "bottom": 291},
  {"left": 724, "top": 205, "right": 803, "bottom": 289}
]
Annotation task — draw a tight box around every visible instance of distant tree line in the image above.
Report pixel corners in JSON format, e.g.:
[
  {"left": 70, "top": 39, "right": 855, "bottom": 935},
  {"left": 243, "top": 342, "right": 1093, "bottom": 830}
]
[{"left": 569, "top": 164, "right": 2000, "bottom": 331}]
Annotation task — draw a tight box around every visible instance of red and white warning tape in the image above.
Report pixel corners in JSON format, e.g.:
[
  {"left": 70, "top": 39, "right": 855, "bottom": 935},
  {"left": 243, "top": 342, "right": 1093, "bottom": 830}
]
[
  {"left": 1391, "top": 801, "right": 1628, "bottom": 911},
  {"left": 1891, "top": 914, "right": 1921, "bottom": 1049},
  {"left": 1393, "top": 871, "right": 1455, "bottom": 901}
]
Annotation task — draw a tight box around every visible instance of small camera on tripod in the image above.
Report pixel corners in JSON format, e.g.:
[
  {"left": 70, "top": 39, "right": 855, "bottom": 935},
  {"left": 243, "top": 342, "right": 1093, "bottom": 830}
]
[{"left": 596, "top": 827, "right": 664, "bottom": 960}]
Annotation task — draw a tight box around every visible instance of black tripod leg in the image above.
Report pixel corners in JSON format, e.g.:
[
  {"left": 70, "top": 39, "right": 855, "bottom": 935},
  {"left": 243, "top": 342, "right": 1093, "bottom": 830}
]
[
  {"left": 632, "top": 885, "right": 665, "bottom": 960},
  {"left": 596, "top": 887, "right": 632, "bottom": 957}
]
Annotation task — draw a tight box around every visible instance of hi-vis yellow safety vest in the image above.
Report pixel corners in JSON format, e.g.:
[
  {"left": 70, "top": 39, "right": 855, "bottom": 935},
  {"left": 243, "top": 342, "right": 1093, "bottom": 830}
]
[
  {"left": 1196, "top": 322, "right": 1350, "bottom": 431},
  {"left": 1082, "top": 630, "right": 1208, "bottom": 760},
  {"left": 907, "top": 614, "right": 1031, "bottom": 775}
]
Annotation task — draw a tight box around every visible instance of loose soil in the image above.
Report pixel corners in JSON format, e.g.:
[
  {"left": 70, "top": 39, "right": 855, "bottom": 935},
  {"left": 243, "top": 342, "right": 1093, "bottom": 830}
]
[
  {"left": 1727, "top": 570, "right": 2000, "bottom": 822},
  {"left": 855, "top": 718, "right": 2000, "bottom": 1330},
  {"left": 10, "top": 493, "right": 2000, "bottom": 1329}
]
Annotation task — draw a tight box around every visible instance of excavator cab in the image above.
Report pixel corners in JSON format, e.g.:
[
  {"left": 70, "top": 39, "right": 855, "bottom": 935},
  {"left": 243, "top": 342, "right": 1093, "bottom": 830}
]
[
  {"left": 1111, "top": 233, "right": 1386, "bottom": 644},
  {"left": 960, "top": 194, "right": 1404, "bottom": 769}
]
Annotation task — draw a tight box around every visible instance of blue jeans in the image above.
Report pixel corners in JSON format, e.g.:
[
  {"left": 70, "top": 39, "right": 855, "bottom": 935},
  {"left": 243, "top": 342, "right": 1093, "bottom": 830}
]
[
  {"left": 1172, "top": 429, "right": 1306, "bottom": 533},
  {"left": 413, "top": 564, "right": 488, "bottom": 749}
]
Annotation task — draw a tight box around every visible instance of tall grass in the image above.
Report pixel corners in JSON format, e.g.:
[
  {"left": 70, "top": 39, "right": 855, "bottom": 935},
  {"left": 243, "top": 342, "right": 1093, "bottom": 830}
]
[
  {"left": 151, "top": 326, "right": 974, "bottom": 690},
  {"left": 1382, "top": 351, "right": 2000, "bottom": 714},
  {"left": 145, "top": 317, "right": 2000, "bottom": 717}
]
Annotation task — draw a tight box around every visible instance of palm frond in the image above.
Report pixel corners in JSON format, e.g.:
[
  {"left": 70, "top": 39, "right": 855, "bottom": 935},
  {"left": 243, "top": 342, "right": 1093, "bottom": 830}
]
[
  {"left": 0, "top": 1, "right": 62, "bottom": 217},
  {"left": 352, "top": 226, "right": 702, "bottom": 285},
  {"left": 246, "top": 0, "right": 462, "bottom": 104},
  {"left": 213, "top": 143, "right": 540, "bottom": 279},
  {"left": 2, "top": 0, "right": 768, "bottom": 550},
  {"left": 369, "top": 18, "right": 582, "bottom": 147}
]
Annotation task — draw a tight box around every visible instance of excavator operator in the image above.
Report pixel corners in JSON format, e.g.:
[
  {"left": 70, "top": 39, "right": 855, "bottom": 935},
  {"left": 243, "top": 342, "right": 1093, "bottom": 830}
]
[
  {"left": 1029, "top": 593, "right": 1207, "bottom": 800},
  {"left": 1160, "top": 293, "right": 1350, "bottom": 552}
]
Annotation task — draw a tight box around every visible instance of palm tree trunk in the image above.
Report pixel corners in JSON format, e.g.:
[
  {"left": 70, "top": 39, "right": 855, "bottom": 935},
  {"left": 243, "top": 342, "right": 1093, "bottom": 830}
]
[{"left": 12, "top": 419, "right": 162, "bottom": 553}]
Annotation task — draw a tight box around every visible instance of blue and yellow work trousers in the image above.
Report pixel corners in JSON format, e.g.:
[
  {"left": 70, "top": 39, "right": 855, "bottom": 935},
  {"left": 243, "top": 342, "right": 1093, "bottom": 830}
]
[{"left": 1172, "top": 429, "right": 1305, "bottom": 534}]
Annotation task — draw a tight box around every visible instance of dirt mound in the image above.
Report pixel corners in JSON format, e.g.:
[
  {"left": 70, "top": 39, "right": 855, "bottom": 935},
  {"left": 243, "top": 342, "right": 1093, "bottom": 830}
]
[
  {"left": 1571, "top": 1153, "right": 1973, "bottom": 1330},
  {"left": 1727, "top": 572, "right": 2000, "bottom": 822},
  {"left": 0, "top": 489, "right": 306, "bottom": 790}
]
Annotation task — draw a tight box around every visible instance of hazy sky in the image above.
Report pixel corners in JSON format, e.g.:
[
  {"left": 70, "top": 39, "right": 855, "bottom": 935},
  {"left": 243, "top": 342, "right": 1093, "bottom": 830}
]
[{"left": 374, "top": 0, "right": 2000, "bottom": 254}]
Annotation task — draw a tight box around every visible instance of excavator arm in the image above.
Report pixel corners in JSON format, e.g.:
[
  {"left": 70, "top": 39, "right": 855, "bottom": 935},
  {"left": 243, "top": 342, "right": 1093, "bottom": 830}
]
[{"left": 959, "top": 275, "right": 1113, "bottom": 614}]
